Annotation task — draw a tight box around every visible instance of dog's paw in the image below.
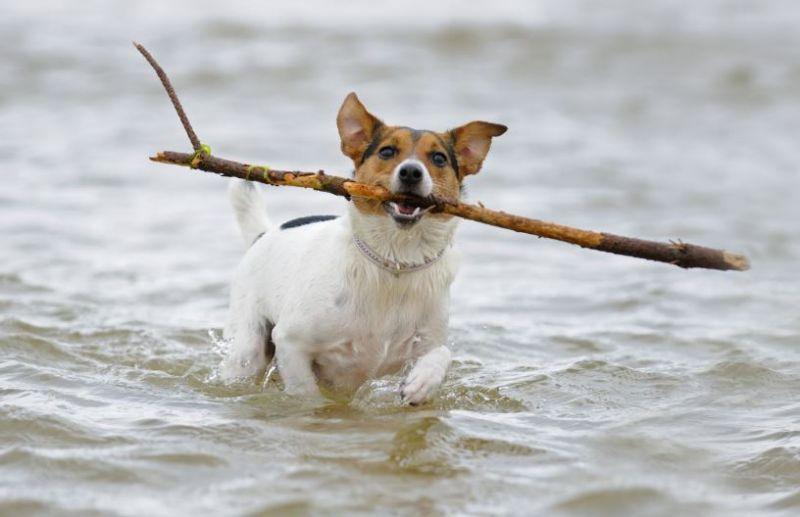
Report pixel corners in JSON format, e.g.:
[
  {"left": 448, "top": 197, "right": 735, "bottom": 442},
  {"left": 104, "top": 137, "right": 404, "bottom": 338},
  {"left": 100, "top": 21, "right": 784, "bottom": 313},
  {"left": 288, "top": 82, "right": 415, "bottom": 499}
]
[{"left": 401, "top": 362, "right": 446, "bottom": 406}]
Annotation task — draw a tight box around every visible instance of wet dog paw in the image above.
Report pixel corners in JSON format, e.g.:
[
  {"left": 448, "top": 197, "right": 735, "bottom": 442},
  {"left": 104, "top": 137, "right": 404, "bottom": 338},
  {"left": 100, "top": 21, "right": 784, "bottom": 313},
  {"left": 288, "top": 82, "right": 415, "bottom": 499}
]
[{"left": 401, "top": 363, "right": 445, "bottom": 406}]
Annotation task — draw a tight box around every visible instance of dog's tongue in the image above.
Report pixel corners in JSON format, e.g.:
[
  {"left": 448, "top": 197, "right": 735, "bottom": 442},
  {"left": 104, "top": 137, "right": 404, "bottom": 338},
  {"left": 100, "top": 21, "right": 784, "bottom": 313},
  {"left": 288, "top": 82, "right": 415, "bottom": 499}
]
[{"left": 397, "top": 203, "right": 416, "bottom": 216}]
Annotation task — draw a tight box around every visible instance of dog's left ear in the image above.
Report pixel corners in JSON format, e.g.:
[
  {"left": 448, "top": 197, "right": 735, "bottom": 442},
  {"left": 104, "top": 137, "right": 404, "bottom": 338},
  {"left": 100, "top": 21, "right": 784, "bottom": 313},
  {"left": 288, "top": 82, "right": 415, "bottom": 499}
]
[
  {"left": 450, "top": 121, "right": 507, "bottom": 176},
  {"left": 337, "top": 92, "right": 383, "bottom": 163}
]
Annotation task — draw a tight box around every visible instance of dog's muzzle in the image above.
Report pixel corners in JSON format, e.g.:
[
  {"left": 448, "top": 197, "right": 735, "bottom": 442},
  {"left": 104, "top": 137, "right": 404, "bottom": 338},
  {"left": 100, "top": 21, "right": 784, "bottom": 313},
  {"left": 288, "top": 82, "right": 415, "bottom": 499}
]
[{"left": 385, "top": 160, "right": 433, "bottom": 227}]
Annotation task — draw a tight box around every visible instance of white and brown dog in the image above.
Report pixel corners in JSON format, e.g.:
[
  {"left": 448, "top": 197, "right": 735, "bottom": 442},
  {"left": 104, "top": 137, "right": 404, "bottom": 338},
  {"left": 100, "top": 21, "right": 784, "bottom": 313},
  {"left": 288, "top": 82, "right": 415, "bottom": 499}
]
[{"left": 221, "top": 93, "right": 505, "bottom": 404}]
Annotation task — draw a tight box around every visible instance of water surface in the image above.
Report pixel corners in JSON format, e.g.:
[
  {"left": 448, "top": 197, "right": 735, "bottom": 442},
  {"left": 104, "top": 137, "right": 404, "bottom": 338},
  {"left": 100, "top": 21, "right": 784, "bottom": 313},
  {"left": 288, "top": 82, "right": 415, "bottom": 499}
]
[{"left": 1, "top": 1, "right": 799, "bottom": 515}]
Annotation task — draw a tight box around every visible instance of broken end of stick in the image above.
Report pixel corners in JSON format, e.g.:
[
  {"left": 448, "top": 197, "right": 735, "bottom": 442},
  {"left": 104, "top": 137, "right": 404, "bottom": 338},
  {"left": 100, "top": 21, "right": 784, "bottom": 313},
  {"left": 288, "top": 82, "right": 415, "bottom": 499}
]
[
  {"left": 149, "top": 151, "right": 170, "bottom": 163},
  {"left": 597, "top": 233, "right": 751, "bottom": 272},
  {"left": 673, "top": 241, "right": 752, "bottom": 272},
  {"left": 723, "top": 251, "right": 751, "bottom": 272},
  {"left": 149, "top": 151, "right": 192, "bottom": 167}
]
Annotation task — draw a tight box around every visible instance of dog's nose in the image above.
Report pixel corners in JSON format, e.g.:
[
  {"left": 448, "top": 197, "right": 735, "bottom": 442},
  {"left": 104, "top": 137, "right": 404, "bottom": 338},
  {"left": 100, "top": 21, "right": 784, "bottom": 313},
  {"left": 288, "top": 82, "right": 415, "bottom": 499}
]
[{"left": 398, "top": 164, "right": 424, "bottom": 186}]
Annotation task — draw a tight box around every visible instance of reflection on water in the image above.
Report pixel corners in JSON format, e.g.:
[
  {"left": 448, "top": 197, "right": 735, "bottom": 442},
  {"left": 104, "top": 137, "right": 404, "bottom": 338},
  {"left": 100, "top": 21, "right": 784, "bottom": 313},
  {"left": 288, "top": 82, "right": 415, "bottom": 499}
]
[{"left": 1, "top": 1, "right": 799, "bottom": 515}]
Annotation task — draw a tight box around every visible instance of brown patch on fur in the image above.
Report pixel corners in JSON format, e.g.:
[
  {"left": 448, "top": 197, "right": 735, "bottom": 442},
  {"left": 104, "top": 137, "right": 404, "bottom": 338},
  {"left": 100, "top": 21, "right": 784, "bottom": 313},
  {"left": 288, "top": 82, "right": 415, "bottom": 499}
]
[
  {"left": 349, "top": 127, "right": 406, "bottom": 216},
  {"left": 336, "top": 93, "right": 506, "bottom": 218},
  {"left": 415, "top": 132, "right": 461, "bottom": 221},
  {"left": 337, "top": 93, "right": 383, "bottom": 163}
]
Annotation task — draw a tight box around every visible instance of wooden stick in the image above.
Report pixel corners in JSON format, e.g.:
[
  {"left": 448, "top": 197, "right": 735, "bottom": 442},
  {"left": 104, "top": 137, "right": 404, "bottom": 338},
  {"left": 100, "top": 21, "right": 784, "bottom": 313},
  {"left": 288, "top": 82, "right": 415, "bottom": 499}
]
[
  {"left": 150, "top": 151, "right": 750, "bottom": 271},
  {"left": 137, "top": 43, "right": 750, "bottom": 272},
  {"left": 134, "top": 42, "right": 201, "bottom": 151}
]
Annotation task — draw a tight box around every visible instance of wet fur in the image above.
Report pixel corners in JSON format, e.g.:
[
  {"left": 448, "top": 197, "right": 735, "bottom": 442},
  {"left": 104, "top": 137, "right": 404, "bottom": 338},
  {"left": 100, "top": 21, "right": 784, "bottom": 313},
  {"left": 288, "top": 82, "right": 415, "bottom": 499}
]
[{"left": 221, "top": 93, "right": 505, "bottom": 404}]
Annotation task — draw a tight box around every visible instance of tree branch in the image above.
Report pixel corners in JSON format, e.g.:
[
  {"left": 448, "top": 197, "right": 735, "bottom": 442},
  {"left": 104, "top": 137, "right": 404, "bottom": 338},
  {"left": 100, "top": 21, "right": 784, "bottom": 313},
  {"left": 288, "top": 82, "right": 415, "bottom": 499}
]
[
  {"left": 134, "top": 42, "right": 201, "bottom": 151},
  {"left": 137, "top": 44, "right": 750, "bottom": 272}
]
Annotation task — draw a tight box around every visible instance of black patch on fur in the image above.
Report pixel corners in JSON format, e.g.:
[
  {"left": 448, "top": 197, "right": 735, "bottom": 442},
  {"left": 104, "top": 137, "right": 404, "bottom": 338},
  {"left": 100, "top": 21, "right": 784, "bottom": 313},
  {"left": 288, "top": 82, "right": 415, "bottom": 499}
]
[
  {"left": 434, "top": 132, "right": 460, "bottom": 178},
  {"left": 279, "top": 215, "right": 339, "bottom": 230},
  {"left": 359, "top": 125, "right": 385, "bottom": 165}
]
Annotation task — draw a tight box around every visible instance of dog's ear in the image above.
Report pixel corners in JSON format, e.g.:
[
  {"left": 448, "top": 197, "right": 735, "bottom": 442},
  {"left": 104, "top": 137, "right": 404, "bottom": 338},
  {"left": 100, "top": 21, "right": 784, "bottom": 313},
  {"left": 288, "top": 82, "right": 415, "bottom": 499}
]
[
  {"left": 450, "top": 121, "right": 507, "bottom": 176},
  {"left": 337, "top": 93, "right": 383, "bottom": 163}
]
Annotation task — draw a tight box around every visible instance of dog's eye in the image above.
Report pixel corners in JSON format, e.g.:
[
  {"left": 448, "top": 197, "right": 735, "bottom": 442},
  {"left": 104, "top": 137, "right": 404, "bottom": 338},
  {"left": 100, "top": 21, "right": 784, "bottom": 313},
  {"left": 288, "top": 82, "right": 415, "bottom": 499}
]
[
  {"left": 430, "top": 151, "right": 448, "bottom": 167},
  {"left": 378, "top": 146, "right": 397, "bottom": 160}
]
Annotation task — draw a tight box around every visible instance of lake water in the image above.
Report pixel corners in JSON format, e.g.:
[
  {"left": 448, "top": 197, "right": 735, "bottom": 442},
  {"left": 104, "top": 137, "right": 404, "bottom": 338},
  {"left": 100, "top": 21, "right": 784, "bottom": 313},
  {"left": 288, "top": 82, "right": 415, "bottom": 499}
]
[{"left": 1, "top": 1, "right": 799, "bottom": 515}]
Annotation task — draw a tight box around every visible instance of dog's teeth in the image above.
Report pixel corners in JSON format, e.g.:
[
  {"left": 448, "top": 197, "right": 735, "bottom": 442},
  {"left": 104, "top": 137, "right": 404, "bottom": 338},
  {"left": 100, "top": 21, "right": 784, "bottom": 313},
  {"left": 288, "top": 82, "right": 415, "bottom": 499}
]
[{"left": 412, "top": 207, "right": 421, "bottom": 216}]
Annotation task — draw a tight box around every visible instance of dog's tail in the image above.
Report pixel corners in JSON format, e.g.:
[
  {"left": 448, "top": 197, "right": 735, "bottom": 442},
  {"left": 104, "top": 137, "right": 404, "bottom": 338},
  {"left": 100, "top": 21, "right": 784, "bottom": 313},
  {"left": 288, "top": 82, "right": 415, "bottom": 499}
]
[{"left": 228, "top": 179, "right": 272, "bottom": 246}]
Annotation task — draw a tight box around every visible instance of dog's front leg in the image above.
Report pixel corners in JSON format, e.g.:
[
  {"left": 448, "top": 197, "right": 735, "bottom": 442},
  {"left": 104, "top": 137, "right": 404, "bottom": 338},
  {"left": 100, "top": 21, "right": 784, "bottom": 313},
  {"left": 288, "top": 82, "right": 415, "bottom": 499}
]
[
  {"left": 401, "top": 345, "right": 451, "bottom": 406},
  {"left": 272, "top": 326, "right": 321, "bottom": 397}
]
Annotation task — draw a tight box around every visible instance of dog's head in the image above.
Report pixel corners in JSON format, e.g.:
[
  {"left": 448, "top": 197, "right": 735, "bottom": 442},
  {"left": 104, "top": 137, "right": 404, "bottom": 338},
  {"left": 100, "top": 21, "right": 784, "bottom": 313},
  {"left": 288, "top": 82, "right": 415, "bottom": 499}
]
[{"left": 337, "top": 92, "right": 506, "bottom": 228}]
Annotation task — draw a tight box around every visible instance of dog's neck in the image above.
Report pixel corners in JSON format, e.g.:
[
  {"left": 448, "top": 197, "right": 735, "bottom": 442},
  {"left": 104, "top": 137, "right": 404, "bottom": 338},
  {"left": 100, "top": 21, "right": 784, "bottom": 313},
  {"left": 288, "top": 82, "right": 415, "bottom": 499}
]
[{"left": 346, "top": 204, "right": 457, "bottom": 267}]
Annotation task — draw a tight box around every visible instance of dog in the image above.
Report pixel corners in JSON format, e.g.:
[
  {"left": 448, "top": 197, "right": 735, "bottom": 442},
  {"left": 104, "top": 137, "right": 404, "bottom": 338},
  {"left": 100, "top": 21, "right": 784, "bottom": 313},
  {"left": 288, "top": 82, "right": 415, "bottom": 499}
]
[{"left": 220, "top": 93, "right": 506, "bottom": 404}]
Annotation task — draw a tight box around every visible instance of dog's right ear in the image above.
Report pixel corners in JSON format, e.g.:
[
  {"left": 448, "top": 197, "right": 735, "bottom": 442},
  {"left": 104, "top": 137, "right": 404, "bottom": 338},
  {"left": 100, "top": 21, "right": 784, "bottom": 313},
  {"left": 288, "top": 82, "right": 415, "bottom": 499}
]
[{"left": 337, "top": 92, "right": 383, "bottom": 163}]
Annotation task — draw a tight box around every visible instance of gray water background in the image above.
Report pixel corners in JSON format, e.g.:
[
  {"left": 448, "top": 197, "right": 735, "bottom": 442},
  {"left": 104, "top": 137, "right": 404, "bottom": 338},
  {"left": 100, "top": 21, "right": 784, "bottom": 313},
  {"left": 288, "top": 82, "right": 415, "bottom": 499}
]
[{"left": 1, "top": 1, "right": 799, "bottom": 515}]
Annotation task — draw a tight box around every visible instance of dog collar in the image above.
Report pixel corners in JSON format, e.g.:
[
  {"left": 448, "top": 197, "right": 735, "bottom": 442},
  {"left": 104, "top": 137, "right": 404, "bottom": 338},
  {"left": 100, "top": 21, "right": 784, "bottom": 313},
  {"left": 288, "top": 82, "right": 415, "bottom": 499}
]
[{"left": 353, "top": 235, "right": 447, "bottom": 275}]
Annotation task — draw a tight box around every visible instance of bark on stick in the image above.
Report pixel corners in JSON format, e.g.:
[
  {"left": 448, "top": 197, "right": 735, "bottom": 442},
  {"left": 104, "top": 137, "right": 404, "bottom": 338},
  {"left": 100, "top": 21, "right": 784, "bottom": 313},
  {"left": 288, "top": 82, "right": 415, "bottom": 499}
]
[{"left": 150, "top": 151, "right": 750, "bottom": 272}]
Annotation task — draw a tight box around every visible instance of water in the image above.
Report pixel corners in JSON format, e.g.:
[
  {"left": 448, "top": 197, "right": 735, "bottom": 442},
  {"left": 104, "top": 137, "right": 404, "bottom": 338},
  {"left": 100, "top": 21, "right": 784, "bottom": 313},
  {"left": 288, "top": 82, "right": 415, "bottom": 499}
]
[{"left": 1, "top": 1, "right": 799, "bottom": 515}]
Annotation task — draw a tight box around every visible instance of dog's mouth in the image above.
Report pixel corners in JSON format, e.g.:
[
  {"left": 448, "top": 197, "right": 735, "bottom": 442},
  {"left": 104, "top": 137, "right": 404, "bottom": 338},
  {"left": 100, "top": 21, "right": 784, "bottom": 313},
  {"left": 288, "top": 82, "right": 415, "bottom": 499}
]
[{"left": 382, "top": 201, "right": 433, "bottom": 227}]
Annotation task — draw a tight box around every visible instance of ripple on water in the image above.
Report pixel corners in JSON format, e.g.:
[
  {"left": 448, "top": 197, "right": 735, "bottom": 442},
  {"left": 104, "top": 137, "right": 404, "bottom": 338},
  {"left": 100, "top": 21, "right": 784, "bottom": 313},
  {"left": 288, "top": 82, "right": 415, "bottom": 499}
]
[
  {"left": 0, "top": 499, "right": 50, "bottom": 516},
  {"left": 550, "top": 486, "right": 712, "bottom": 517},
  {"left": 349, "top": 375, "right": 528, "bottom": 414},
  {"left": 0, "top": 273, "right": 52, "bottom": 295},
  {"left": 387, "top": 413, "right": 545, "bottom": 477},
  {"left": 388, "top": 416, "right": 468, "bottom": 476},
  {"left": 697, "top": 361, "right": 800, "bottom": 405},
  {"left": 0, "top": 447, "right": 146, "bottom": 484},
  {"left": 770, "top": 489, "right": 800, "bottom": 511},
  {"left": 0, "top": 395, "right": 133, "bottom": 448},
  {"left": 526, "top": 359, "right": 686, "bottom": 416},
  {"left": 700, "top": 361, "right": 791, "bottom": 386},
  {"left": 731, "top": 447, "right": 800, "bottom": 492},
  {"left": 134, "top": 451, "right": 228, "bottom": 468},
  {"left": 0, "top": 330, "right": 81, "bottom": 364}
]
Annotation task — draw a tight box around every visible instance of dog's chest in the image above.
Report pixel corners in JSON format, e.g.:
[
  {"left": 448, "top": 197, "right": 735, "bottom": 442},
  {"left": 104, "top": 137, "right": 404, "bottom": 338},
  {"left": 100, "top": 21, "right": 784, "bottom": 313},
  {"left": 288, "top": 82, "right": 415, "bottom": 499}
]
[
  {"left": 312, "top": 330, "right": 420, "bottom": 391},
  {"left": 310, "top": 284, "right": 439, "bottom": 391}
]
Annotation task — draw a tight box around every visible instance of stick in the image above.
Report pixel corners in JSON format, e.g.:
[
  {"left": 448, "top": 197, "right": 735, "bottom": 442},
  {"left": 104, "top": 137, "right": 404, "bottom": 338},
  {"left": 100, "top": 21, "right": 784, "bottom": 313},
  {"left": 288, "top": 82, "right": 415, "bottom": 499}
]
[
  {"left": 136, "top": 43, "right": 750, "bottom": 272},
  {"left": 134, "top": 42, "right": 201, "bottom": 151}
]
